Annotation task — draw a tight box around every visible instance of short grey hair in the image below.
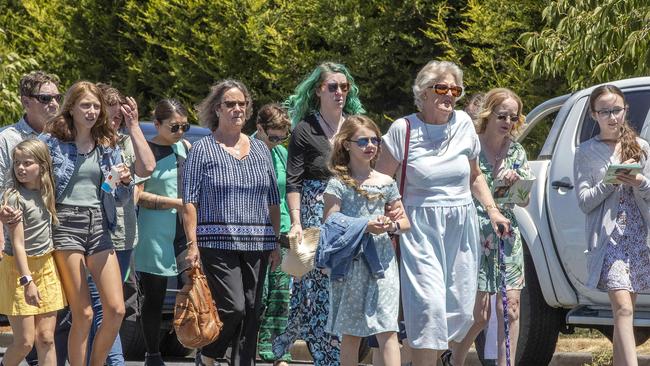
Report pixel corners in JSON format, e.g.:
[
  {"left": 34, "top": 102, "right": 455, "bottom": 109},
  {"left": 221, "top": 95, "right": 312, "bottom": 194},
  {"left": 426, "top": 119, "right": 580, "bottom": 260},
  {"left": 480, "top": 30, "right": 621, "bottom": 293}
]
[{"left": 412, "top": 61, "right": 464, "bottom": 111}]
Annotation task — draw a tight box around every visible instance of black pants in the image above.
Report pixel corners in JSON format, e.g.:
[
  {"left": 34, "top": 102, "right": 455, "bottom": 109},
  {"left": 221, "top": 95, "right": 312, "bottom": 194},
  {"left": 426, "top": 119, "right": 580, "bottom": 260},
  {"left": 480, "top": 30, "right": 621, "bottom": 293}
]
[
  {"left": 137, "top": 271, "right": 185, "bottom": 354},
  {"left": 199, "top": 248, "right": 270, "bottom": 366}
]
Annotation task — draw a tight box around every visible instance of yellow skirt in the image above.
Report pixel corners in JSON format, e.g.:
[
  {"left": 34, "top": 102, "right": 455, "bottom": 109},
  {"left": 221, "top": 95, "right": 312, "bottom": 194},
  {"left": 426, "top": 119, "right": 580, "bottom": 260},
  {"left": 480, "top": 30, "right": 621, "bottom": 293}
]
[{"left": 0, "top": 252, "right": 66, "bottom": 316}]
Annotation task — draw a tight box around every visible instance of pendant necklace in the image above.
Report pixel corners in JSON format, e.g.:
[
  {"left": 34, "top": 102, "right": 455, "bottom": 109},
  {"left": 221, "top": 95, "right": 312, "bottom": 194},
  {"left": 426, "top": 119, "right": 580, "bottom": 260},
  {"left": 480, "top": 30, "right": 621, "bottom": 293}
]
[{"left": 317, "top": 112, "right": 339, "bottom": 140}]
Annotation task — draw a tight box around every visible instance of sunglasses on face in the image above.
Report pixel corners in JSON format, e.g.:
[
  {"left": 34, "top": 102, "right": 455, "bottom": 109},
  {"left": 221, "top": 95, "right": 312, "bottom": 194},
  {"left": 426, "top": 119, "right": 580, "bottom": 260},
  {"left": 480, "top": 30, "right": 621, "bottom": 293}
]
[
  {"left": 349, "top": 137, "right": 381, "bottom": 148},
  {"left": 323, "top": 82, "right": 350, "bottom": 93},
  {"left": 429, "top": 84, "right": 463, "bottom": 97},
  {"left": 221, "top": 100, "right": 248, "bottom": 109},
  {"left": 267, "top": 134, "right": 289, "bottom": 143},
  {"left": 169, "top": 123, "right": 190, "bottom": 133},
  {"left": 596, "top": 107, "right": 626, "bottom": 118},
  {"left": 494, "top": 113, "right": 520, "bottom": 122},
  {"left": 31, "top": 94, "right": 63, "bottom": 104}
]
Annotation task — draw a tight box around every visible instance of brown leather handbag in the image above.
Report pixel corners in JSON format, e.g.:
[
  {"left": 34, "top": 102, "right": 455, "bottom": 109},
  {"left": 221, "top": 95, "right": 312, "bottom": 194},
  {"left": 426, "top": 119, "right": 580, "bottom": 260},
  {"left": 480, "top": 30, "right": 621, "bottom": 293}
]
[{"left": 173, "top": 266, "right": 223, "bottom": 348}]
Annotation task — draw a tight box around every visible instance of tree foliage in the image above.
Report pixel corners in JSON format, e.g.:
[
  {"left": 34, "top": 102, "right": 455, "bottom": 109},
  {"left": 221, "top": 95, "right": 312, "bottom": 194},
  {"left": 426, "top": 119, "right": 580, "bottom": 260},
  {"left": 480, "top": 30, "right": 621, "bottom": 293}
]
[
  {"left": 0, "top": 27, "right": 38, "bottom": 124},
  {"left": 522, "top": 0, "right": 650, "bottom": 90},
  {"left": 0, "top": 0, "right": 570, "bottom": 134}
]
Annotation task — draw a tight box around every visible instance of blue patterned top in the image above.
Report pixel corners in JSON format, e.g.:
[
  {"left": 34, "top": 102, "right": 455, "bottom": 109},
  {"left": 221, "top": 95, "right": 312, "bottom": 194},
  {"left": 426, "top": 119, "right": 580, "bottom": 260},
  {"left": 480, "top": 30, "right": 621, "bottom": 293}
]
[{"left": 182, "top": 135, "right": 281, "bottom": 251}]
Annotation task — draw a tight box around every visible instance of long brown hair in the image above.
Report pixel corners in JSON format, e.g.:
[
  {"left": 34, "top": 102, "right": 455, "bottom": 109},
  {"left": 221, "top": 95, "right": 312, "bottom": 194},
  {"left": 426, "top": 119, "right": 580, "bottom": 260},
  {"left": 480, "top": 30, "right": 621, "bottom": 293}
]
[
  {"left": 4, "top": 139, "right": 59, "bottom": 225},
  {"left": 329, "top": 115, "right": 383, "bottom": 200},
  {"left": 45, "top": 81, "right": 116, "bottom": 147},
  {"left": 589, "top": 84, "right": 645, "bottom": 162}
]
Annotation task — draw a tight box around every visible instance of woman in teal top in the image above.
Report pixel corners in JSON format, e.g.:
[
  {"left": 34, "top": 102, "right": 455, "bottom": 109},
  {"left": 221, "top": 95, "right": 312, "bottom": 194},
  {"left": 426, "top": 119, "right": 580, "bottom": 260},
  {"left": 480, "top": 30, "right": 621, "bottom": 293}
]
[
  {"left": 133, "top": 99, "right": 191, "bottom": 366},
  {"left": 254, "top": 104, "right": 293, "bottom": 366}
]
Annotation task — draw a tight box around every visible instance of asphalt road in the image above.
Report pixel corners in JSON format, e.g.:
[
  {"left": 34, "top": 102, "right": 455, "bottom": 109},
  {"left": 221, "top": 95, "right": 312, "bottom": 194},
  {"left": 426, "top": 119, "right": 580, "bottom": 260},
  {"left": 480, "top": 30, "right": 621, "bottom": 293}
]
[{"left": 0, "top": 349, "right": 301, "bottom": 366}]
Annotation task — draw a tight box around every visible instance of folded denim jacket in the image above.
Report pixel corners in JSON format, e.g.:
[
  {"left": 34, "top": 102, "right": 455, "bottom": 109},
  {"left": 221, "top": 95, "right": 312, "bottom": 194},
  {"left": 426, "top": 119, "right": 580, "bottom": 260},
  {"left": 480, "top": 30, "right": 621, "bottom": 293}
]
[
  {"left": 316, "top": 211, "right": 385, "bottom": 281},
  {"left": 40, "top": 133, "right": 133, "bottom": 232}
]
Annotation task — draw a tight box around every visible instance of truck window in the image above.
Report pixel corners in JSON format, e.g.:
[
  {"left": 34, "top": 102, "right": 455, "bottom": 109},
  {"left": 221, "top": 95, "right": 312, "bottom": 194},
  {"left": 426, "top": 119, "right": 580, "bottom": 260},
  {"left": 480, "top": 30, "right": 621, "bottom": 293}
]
[
  {"left": 579, "top": 90, "right": 650, "bottom": 143},
  {"left": 520, "top": 111, "right": 557, "bottom": 160}
]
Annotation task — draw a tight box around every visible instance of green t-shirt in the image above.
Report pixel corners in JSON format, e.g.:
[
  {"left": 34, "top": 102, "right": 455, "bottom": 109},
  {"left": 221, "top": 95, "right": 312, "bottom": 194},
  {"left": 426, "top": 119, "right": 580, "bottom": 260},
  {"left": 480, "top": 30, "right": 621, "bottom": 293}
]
[
  {"left": 58, "top": 147, "right": 101, "bottom": 208},
  {"left": 112, "top": 134, "right": 138, "bottom": 250},
  {"left": 3, "top": 186, "right": 53, "bottom": 257},
  {"left": 271, "top": 145, "right": 290, "bottom": 234}
]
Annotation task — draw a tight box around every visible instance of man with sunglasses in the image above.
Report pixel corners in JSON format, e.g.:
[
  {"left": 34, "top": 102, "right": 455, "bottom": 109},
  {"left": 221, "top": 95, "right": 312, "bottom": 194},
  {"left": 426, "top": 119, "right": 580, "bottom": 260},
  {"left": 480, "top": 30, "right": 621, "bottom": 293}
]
[{"left": 0, "top": 71, "right": 62, "bottom": 254}]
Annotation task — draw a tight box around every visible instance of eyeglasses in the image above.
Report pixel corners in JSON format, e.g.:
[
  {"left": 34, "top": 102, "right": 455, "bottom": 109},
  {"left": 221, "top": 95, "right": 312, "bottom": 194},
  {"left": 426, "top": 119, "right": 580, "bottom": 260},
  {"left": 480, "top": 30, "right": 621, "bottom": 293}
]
[
  {"left": 494, "top": 113, "right": 520, "bottom": 122},
  {"left": 349, "top": 137, "right": 381, "bottom": 148},
  {"left": 323, "top": 82, "right": 350, "bottom": 93},
  {"left": 429, "top": 84, "right": 463, "bottom": 97},
  {"left": 595, "top": 107, "right": 626, "bottom": 118},
  {"left": 169, "top": 124, "right": 190, "bottom": 133},
  {"left": 221, "top": 100, "right": 248, "bottom": 109},
  {"left": 267, "top": 134, "right": 289, "bottom": 143},
  {"left": 30, "top": 94, "right": 63, "bottom": 104}
]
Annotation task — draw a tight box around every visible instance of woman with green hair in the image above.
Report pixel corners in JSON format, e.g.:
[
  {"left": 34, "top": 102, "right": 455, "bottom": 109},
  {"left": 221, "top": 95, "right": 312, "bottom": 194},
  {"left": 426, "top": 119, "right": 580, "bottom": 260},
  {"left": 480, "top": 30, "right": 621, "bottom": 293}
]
[{"left": 272, "top": 62, "right": 364, "bottom": 366}]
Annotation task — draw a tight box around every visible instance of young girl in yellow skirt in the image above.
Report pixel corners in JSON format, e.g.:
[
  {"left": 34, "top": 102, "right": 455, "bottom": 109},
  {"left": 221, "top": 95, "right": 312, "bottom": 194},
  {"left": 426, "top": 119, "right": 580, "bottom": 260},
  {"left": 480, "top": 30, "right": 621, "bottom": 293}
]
[{"left": 0, "top": 139, "right": 66, "bottom": 366}]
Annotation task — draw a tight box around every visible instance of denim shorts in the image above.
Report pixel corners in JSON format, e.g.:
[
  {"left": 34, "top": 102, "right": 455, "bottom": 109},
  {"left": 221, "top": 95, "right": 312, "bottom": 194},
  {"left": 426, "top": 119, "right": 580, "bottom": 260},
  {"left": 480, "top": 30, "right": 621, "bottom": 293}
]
[{"left": 53, "top": 205, "right": 114, "bottom": 256}]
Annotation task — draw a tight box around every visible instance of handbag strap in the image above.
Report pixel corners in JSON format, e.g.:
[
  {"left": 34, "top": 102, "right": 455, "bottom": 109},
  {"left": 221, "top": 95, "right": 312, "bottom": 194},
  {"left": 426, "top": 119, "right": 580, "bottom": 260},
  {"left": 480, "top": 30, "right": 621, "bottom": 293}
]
[{"left": 398, "top": 118, "right": 411, "bottom": 196}]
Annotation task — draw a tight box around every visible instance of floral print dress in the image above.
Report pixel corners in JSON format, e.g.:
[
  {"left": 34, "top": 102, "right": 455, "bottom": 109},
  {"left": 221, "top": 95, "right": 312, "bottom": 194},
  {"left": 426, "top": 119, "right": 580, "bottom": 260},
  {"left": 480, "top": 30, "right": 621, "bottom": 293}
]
[
  {"left": 598, "top": 186, "right": 650, "bottom": 292},
  {"left": 476, "top": 141, "right": 533, "bottom": 293},
  {"left": 273, "top": 179, "right": 340, "bottom": 366}
]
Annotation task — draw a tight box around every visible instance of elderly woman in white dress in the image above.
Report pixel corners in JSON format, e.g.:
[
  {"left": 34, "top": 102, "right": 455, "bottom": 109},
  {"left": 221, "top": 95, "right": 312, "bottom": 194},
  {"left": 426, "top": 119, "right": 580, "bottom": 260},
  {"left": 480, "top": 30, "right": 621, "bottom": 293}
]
[{"left": 375, "top": 60, "right": 510, "bottom": 366}]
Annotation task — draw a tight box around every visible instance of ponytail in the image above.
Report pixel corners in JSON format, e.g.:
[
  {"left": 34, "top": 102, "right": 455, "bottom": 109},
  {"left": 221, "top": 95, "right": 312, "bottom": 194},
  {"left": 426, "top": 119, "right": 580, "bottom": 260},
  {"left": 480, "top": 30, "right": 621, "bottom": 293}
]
[{"left": 619, "top": 121, "right": 646, "bottom": 162}]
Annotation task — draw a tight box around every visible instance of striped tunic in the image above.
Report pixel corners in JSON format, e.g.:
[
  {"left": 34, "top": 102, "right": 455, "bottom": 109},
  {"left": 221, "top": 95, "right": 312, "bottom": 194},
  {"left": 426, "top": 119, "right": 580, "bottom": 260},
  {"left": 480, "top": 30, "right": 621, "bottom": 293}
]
[{"left": 182, "top": 135, "right": 280, "bottom": 251}]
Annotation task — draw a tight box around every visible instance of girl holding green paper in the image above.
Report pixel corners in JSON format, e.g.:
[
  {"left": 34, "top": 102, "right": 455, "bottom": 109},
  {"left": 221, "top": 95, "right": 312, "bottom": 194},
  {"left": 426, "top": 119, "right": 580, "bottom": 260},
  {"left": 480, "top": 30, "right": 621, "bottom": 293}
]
[{"left": 575, "top": 85, "right": 650, "bottom": 366}]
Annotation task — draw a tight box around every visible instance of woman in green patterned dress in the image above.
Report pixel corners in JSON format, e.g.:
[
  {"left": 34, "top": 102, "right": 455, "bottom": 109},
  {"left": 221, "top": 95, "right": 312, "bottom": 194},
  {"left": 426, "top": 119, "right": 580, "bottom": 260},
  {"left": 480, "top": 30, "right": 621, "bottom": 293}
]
[{"left": 455, "top": 88, "right": 534, "bottom": 366}]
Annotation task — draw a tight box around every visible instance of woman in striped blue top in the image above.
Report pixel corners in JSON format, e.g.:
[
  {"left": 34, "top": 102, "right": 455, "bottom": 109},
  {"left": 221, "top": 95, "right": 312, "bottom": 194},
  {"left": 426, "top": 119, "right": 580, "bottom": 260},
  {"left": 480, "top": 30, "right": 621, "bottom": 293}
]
[{"left": 182, "top": 79, "right": 281, "bottom": 366}]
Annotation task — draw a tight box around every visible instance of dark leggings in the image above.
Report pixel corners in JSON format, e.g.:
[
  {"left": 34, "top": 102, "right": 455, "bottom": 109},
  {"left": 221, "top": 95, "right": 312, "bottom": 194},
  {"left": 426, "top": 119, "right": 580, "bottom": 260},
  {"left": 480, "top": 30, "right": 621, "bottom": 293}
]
[{"left": 137, "top": 272, "right": 173, "bottom": 354}]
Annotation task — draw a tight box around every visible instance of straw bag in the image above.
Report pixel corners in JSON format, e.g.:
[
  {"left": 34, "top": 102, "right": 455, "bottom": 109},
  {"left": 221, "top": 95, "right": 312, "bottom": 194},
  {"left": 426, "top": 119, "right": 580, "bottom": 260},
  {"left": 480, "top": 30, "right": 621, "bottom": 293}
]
[
  {"left": 173, "top": 266, "right": 223, "bottom": 348},
  {"left": 281, "top": 227, "right": 320, "bottom": 277}
]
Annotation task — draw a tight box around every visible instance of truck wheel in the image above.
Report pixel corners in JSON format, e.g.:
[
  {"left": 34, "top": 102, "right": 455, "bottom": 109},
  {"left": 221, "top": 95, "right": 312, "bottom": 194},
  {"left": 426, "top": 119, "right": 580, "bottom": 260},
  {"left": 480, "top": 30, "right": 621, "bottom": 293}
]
[
  {"left": 596, "top": 325, "right": 650, "bottom": 346},
  {"left": 120, "top": 318, "right": 146, "bottom": 360},
  {"left": 515, "top": 249, "right": 565, "bottom": 365}
]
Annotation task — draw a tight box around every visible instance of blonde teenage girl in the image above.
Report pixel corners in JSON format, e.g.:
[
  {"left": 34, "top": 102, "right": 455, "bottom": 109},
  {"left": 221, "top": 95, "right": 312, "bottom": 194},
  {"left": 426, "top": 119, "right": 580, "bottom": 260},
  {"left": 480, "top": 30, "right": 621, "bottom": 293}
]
[
  {"left": 0, "top": 139, "right": 65, "bottom": 366},
  {"left": 322, "top": 115, "right": 411, "bottom": 366}
]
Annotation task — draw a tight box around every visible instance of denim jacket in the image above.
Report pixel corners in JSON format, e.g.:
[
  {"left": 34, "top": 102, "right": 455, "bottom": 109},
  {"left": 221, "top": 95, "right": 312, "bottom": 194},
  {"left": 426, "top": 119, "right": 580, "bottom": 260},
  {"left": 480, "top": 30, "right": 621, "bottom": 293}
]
[
  {"left": 39, "top": 134, "right": 133, "bottom": 232},
  {"left": 316, "top": 212, "right": 385, "bottom": 281}
]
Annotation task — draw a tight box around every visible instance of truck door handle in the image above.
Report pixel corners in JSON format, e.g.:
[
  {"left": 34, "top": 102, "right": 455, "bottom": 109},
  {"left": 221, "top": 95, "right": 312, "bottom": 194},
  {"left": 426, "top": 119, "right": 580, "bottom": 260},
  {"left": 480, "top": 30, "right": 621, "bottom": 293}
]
[{"left": 551, "top": 180, "right": 574, "bottom": 190}]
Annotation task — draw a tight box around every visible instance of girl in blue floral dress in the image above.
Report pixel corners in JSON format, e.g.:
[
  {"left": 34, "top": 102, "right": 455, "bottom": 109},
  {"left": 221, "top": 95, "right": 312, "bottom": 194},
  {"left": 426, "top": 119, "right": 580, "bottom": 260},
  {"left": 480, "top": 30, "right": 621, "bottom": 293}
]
[{"left": 322, "top": 115, "right": 411, "bottom": 366}]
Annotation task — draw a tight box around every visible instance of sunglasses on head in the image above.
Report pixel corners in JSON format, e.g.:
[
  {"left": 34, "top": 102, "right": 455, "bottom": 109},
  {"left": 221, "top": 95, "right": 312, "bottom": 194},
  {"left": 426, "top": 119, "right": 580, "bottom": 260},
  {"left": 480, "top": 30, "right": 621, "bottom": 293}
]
[
  {"left": 221, "top": 100, "right": 248, "bottom": 109},
  {"left": 494, "top": 113, "right": 520, "bottom": 122},
  {"left": 349, "top": 137, "right": 381, "bottom": 148},
  {"left": 169, "top": 123, "right": 190, "bottom": 133},
  {"left": 323, "top": 82, "right": 350, "bottom": 93},
  {"left": 31, "top": 94, "right": 63, "bottom": 104},
  {"left": 429, "top": 84, "right": 463, "bottom": 97}
]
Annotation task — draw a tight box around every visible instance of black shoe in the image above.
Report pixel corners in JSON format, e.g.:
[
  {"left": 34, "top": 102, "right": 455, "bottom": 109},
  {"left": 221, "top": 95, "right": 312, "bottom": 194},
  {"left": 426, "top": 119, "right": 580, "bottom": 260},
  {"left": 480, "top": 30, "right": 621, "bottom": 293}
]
[
  {"left": 144, "top": 352, "right": 165, "bottom": 366},
  {"left": 440, "top": 350, "right": 453, "bottom": 366},
  {"left": 194, "top": 351, "right": 221, "bottom": 366}
]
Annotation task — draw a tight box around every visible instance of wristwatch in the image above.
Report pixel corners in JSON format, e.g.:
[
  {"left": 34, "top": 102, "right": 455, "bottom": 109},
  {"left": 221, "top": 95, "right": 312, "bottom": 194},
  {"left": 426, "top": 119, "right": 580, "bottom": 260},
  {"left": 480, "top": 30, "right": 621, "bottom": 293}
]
[{"left": 19, "top": 275, "right": 33, "bottom": 286}]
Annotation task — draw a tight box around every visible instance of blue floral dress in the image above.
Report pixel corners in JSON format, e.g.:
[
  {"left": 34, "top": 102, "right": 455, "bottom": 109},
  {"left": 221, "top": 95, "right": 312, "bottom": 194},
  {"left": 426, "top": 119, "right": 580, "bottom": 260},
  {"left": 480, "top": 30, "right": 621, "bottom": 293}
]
[
  {"left": 273, "top": 179, "right": 340, "bottom": 365},
  {"left": 598, "top": 186, "right": 650, "bottom": 291},
  {"left": 324, "top": 178, "right": 401, "bottom": 336}
]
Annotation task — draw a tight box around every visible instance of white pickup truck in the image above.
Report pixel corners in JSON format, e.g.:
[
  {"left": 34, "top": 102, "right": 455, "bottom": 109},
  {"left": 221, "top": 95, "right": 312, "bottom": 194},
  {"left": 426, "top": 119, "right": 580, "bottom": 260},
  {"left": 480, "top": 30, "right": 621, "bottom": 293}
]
[{"left": 503, "top": 77, "right": 650, "bottom": 365}]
